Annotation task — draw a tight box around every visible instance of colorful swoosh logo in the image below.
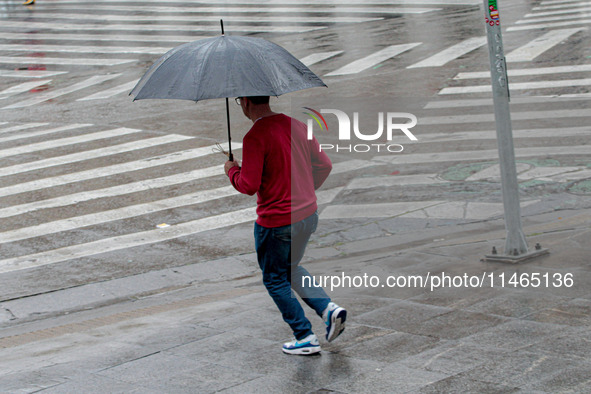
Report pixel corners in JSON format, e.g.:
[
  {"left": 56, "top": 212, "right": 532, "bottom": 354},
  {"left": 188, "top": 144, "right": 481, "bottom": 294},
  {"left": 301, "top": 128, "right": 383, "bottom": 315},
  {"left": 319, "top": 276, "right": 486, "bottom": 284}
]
[{"left": 302, "top": 107, "right": 328, "bottom": 132}]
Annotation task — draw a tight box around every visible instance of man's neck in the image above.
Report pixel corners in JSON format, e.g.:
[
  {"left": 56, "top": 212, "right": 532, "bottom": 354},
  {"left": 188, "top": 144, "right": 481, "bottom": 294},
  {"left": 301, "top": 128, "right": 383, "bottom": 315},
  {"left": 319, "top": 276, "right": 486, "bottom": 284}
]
[{"left": 249, "top": 105, "right": 278, "bottom": 122}]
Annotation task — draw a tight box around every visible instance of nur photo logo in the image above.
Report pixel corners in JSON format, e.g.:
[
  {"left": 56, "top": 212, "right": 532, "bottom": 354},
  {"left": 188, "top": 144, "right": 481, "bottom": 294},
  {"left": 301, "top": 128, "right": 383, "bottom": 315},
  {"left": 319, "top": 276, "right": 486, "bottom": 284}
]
[{"left": 302, "top": 107, "right": 418, "bottom": 153}]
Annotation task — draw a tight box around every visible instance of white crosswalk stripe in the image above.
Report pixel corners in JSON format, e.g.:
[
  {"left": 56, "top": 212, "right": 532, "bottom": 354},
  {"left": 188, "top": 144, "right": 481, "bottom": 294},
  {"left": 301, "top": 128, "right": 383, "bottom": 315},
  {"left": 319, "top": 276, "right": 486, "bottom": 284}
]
[
  {"left": 508, "top": 20, "right": 591, "bottom": 30},
  {"left": 516, "top": 12, "right": 591, "bottom": 24},
  {"left": 506, "top": 28, "right": 586, "bottom": 61},
  {"left": 407, "top": 37, "right": 486, "bottom": 68},
  {"left": 454, "top": 64, "right": 591, "bottom": 79},
  {"left": 557, "top": 93, "right": 591, "bottom": 98},
  {"left": 0, "top": 128, "right": 143, "bottom": 158},
  {"left": 2, "top": 75, "right": 122, "bottom": 109},
  {"left": 326, "top": 43, "right": 421, "bottom": 76},
  {"left": 420, "top": 109, "right": 590, "bottom": 123},
  {"left": 526, "top": 6, "right": 591, "bottom": 17},
  {"left": 0, "top": 70, "right": 68, "bottom": 78},
  {"left": 0, "top": 80, "right": 52, "bottom": 98},
  {"left": 440, "top": 78, "right": 591, "bottom": 94},
  {"left": 410, "top": 126, "right": 591, "bottom": 143},
  {"left": 0, "top": 123, "right": 49, "bottom": 134},
  {"left": 541, "top": 0, "right": 590, "bottom": 5},
  {"left": 300, "top": 51, "right": 344, "bottom": 67},
  {"left": 77, "top": 81, "right": 139, "bottom": 101},
  {"left": 534, "top": 1, "right": 591, "bottom": 10},
  {"left": 0, "top": 123, "right": 92, "bottom": 143},
  {"left": 425, "top": 95, "right": 591, "bottom": 108}
]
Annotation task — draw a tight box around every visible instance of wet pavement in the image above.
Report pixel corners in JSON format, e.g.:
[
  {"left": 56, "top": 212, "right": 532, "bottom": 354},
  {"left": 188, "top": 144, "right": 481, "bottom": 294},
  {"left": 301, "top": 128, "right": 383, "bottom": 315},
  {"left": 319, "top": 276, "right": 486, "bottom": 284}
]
[
  {"left": 0, "top": 206, "right": 589, "bottom": 392},
  {"left": 1, "top": 0, "right": 590, "bottom": 392}
]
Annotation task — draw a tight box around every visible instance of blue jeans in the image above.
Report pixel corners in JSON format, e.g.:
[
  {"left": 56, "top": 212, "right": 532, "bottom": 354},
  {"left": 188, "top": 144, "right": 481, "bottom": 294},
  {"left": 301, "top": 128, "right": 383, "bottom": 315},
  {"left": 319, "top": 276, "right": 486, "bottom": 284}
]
[{"left": 254, "top": 211, "right": 330, "bottom": 340}]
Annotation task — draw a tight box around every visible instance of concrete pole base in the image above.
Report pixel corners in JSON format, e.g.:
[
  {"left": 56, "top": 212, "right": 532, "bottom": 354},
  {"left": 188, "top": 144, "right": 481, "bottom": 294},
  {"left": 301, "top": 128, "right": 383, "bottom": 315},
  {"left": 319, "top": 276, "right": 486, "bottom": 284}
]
[{"left": 484, "top": 248, "right": 549, "bottom": 264}]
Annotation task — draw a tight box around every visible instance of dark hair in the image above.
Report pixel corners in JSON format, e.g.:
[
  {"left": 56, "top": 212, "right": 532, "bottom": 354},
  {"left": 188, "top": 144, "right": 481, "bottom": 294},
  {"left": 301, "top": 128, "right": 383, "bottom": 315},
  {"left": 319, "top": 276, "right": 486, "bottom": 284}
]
[{"left": 246, "top": 96, "right": 270, "bottom": 105}]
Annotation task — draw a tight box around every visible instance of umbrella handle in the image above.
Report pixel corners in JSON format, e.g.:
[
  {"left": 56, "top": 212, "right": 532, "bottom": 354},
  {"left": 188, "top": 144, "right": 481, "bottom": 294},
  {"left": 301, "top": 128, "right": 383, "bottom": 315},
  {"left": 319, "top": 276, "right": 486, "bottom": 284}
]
[{"left": 225, "top": 97, "right": 233, "bottom": 161}]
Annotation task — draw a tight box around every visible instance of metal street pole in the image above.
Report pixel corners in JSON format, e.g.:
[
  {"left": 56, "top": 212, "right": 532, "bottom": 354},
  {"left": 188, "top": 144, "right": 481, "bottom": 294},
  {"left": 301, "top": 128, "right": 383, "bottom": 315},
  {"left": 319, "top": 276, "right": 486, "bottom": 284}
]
[{"left": 482, "top": 0, "right": 548, "bottom": 263}]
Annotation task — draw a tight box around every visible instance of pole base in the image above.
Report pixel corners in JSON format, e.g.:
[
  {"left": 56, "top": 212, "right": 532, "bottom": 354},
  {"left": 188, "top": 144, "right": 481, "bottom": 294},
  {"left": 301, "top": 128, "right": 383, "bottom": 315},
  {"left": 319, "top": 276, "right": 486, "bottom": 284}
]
[{"left": 484, "top": 248, "right": 549, "bottom": 264}]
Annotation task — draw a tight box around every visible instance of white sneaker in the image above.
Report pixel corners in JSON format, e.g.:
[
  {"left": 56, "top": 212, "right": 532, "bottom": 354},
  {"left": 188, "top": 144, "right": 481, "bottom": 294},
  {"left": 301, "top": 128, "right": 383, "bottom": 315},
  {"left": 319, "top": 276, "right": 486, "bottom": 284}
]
[
  {"left": 282, "top": 334, "right": 321, "bottom": 355},
  {"left": 323, "top": 302, "right": 347, "bottom": 342}
]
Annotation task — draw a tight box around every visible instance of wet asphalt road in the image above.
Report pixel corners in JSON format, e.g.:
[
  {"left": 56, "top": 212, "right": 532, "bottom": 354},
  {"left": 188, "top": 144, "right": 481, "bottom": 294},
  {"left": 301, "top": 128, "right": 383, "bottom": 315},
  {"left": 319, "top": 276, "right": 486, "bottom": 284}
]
[{"left": 0, "top": 0, "right": 590, "bottom": 301}]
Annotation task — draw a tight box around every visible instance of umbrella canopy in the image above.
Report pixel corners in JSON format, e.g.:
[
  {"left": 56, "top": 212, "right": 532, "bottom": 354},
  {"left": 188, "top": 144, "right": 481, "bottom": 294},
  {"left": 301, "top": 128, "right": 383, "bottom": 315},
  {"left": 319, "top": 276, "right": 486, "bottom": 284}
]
[{"left": 130, "top": 35, "right": 326, "bottom": 101}]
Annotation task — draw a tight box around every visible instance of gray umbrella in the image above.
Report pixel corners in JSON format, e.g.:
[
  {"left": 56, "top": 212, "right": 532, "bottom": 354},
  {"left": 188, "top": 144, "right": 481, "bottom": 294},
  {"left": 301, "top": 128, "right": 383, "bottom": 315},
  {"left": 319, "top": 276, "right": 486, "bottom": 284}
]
[{"left": 130, "top": 22, "right": 326, "bottom": 160}]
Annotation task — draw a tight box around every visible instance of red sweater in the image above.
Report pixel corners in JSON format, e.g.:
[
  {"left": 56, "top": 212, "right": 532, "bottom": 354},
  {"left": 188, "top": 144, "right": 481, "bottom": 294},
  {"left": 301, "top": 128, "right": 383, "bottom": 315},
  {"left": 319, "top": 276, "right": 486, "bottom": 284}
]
[{"left": 228, "top": 114, "right": 332, "bottom": 227}]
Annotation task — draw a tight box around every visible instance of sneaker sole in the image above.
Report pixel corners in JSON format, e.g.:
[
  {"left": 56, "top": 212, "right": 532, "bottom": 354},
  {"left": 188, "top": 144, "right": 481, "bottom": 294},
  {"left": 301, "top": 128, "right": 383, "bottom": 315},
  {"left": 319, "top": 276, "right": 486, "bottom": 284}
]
[
  {"left": 327, "top": 308, "right": 347, "bottom": 342},
  {"left": 282, "top": 345, "right": 321, "bottom": 355}
]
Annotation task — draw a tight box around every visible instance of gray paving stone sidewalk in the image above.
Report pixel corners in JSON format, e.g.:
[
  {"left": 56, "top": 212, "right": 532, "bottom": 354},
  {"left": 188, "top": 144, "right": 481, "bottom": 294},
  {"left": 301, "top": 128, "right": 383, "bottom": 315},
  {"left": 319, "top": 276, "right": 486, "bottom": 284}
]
[{"left": 0, "top": 209, "right": 589, "bottom": 393}]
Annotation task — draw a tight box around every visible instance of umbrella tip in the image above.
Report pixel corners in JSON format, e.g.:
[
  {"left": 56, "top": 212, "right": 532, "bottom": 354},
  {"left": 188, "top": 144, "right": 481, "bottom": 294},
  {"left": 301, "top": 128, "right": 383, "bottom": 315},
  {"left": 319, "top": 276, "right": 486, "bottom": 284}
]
[{"left": 220, "top": 19, "right": 224, "bottom": 35}]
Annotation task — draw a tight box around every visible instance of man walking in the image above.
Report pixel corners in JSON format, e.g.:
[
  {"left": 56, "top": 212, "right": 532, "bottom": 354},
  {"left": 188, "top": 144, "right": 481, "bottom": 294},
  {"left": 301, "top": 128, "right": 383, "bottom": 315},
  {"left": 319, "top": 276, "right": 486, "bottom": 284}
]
[{"left": 225, "top": 96, "right": 347, "bottom": 355}]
